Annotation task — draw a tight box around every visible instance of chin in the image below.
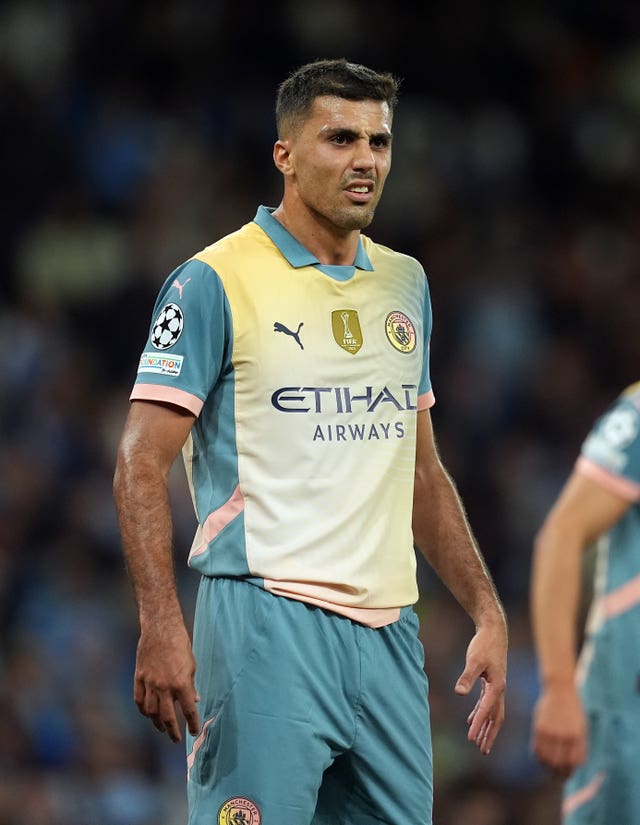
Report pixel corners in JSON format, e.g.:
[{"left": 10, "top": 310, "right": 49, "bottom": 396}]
[{"left": 337, "top": 207, "right": 375, "bottom": 230}]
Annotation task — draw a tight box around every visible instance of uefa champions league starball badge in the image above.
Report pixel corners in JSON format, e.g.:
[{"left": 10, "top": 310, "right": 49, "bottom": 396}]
[{"left": 151, "top": 303, "right": 184, "bottom": 350}]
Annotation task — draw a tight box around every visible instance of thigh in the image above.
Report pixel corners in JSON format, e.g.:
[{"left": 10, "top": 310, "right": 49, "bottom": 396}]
[
  {"left": 187, "top": 579, "right": 357, "bottom": 825},
  {"left": 562, "top": 711, "right": 629, "bottom": 825},
  {"left": 314, "top": 608, "right": 433, "bottom": 825}
]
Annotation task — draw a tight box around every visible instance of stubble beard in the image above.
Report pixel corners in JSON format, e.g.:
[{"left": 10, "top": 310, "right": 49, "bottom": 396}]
[{"left": 330, "top": 201, "right": 379, "bottom": 231}]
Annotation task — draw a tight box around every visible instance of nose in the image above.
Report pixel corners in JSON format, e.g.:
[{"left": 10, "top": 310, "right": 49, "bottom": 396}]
[{"left": 351, "top": 138, "right": 375, "bottom": 171}]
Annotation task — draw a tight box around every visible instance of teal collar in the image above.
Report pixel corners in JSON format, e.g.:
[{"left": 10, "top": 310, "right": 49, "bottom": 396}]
[{"left": 253, "top": 206, "right": 374, "bottom": 271}]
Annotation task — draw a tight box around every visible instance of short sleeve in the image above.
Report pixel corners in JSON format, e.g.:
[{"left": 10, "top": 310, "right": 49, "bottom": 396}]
[
  {"left": 577, "top": 396, "right": 640, "bottom": 502},
  {"left": 417, "top": 269, "right": 435, "bottom": 410},
  {"left": 130, "top": 258, "right": 232, "bottom": 416}
]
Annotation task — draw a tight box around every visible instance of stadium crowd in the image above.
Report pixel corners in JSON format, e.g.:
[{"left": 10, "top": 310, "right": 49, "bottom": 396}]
[{"left": 1, "top": 1, "right": 639, "bottom": 822}]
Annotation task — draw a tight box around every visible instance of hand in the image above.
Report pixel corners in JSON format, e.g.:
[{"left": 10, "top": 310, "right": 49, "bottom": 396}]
[
  {"left": 454, "top": 622, "right": 507, "bottom": 755},
  {"left": 133, "top": 621, "right": 201, "bottom": 743},
  {"left": 532, "top": 684, "right": 587, "bottom": 778}
]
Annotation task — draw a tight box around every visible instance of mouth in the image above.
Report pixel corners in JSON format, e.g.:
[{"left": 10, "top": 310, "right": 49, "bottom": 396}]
[{"left": 344, "top": 181, "right": 375, "bottom": 203}]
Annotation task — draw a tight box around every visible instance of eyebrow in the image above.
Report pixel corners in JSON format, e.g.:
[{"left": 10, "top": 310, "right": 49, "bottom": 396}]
[{"left": 322, "top": 127, "right": 393, "bottom": 142}]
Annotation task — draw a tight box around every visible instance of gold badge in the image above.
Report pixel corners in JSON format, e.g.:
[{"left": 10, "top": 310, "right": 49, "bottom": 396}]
[
  {"left": 385, "top": 311, "right": 417, "bottom": 353},
  {"left": 332, "top": 309, "right": 362, "bottom": 354},
  {"left": 218, "top": 796, "right": 262, "bottom": 825}
]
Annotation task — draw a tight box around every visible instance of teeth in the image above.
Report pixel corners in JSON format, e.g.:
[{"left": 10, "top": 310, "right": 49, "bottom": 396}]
[{"left": 350, "top": 186, "right": 369, "bottom": 193}]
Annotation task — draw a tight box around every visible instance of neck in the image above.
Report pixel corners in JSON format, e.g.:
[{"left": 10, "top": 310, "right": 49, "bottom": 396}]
[{"left": 272, "top": 200, "right": 360, "bottom": 266}]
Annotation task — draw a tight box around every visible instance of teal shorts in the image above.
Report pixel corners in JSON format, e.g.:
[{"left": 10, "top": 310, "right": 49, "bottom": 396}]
[
  {"left": 186, "top": 577, "right": 433, "bottom": 825},
  {"left": 563, "top": 710, "right": 640, "bottom": 825}
]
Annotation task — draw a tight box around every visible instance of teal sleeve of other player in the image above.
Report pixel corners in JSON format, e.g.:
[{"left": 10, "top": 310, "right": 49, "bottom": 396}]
[
  {"left": 418, "top": 269, "right": 433, "bottom": 397},
  {"left": 134, "top": 259, "right": 232, "bottom": 404},
  {"left": 581, "top": 395, "right": 640, "bottom": 484}
]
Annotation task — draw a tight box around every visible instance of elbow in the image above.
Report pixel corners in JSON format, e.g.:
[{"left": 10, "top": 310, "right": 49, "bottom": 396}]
[
  {"left": 113, "top": 440, "right": 131, "bottom": 508},
  {"left": 113, "top": 434, "right": 146, "bottom": 507},
  {"left": 532, "top": 515, "right": 564, "bottom": 562}
]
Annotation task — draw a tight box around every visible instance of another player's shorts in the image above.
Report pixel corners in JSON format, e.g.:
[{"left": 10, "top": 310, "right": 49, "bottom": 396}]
[
  {"left": 563, "top": 709, "right": 640, "bottom": 825},
  {"left": 187, "top": 576, "right": 433, "bottom": 825}
]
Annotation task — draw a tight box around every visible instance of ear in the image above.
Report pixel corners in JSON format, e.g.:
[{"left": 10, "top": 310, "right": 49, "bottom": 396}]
[{"left": 273, "top": 139, "right": 294, "bottom": 176}]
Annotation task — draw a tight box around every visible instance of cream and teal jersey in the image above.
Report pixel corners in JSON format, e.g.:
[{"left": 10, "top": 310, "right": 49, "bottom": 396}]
[
  {"left": 131, "top": 206, "right": 434, "bottom": 626},
  {"left": 575, "top": 381, "right": 640, "bottom": 709},
  {"left": 563, "top": 382, "right": 640, "bottom": 823}
]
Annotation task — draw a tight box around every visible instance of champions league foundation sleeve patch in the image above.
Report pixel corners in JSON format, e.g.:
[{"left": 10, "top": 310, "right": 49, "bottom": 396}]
[{"left": 151, "top": 302, "right": 184, "bottom": 350}]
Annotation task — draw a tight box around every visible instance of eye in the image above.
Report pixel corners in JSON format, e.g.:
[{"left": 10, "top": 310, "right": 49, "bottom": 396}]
[
  {"left": 330, "top": 133, "right": 351, "bottom": 145},
  {"left": 371, "top": 136, "right": 390, "bottom": 149}
]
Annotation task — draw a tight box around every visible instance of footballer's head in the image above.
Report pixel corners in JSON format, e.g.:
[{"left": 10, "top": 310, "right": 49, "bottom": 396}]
[{"left": 275, "top": 58, "right": 400, "bottom": 140}]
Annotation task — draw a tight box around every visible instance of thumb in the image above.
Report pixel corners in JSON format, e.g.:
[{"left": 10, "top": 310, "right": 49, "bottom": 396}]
[{"left": 455, "top": 664, "right": 479, "bottom": 695}]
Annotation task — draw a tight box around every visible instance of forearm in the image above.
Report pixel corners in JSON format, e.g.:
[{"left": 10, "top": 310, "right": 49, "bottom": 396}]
[
  {"left": 113, "top": 448, "right": 184, "bottom": 631},
  {"left": 531, "top": 522, "right": 582, "bottom": 688},
  {"left": 413, "top": 462, "right": 505, "bottom": 629}
]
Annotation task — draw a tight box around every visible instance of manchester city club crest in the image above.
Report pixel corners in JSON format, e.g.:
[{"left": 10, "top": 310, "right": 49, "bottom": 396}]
[
  {"left": 385, "top": 310, "right": 416, "bottom": 354},
  {"left": 331, "top": 309, "right": 362, "bottom": 354},
  {"left": 218, "top": 796, "right": 262, "bottom": 825}
]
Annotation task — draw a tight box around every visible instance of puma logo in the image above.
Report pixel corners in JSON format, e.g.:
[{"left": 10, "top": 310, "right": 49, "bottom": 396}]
[
  {"left": 274, "top": 321, "right": 304, "bottom": 350},
  {"left": 173, "top": 277, "right": 191, "bottom": 299}
]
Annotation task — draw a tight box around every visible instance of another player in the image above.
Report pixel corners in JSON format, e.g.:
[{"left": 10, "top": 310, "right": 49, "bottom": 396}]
[
  {"left": 531, "top": 381, "right": 640, "bottom": 824},
  {"left": 114, "top": 58, "right": 507, "bottom": 825}
]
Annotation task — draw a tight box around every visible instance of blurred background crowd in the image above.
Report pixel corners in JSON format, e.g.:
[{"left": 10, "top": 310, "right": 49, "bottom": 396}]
[{"left": 1, "top": 0, "right": 639, "bottom": 823}]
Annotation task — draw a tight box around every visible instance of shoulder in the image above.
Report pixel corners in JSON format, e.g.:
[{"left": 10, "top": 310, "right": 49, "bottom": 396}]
[
  {"left": 361, "top": 234, "right": 426, "bottom": 275},
  {"left": 192, "top": 220, "right": 272, "bottom": 271},
  {"left": 620, "top": 381, "right": 640, "bottom": 408},
  {"left": 581, "top": 385, "right": 640, "bottom": 474}
]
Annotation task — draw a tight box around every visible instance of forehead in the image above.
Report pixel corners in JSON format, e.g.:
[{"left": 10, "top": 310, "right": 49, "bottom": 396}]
[{"left": 304, "top": 95, "right": 393, "bottom": 135}]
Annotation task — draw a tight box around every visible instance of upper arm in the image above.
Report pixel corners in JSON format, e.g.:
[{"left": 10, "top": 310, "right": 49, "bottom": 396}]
[
  {"left": 538, "top": 470, "right": 631, "bottom": 548},
  {"left": 116, "top": 400, "right": 196, "bottom": 482},
  {"left": 414, "top": 408, "right": 442, "bottom": 480}
]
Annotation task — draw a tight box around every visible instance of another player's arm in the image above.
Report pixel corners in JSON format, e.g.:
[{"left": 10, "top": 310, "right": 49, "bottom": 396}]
[
  {"left": 412, "top": 409, "right": 507, "bottom": 755},
  {"left": 531, "top": 471, "right": 629, "bottom": 776},
  {"left": 113, "top": 399, "right": 200, "bottom": 743}
]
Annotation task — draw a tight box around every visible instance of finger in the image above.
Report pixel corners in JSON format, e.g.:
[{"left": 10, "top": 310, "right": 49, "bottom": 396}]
[
  {"left": 539, "top": 735, "right": 572, "bottom": 776},
  {"left": 142, "top": 690, "right": 167, "bottom": 734},
  {"left": 157, "top": 694, "right": 182, "bottom": 743},
  {"left": 481, "top": 718, "right": 502, "bottom": 754},
  {"left": 475, "top": 718, "right": 493, "bottom": 753},
  {"left": 176, "top": 681, "right": 201, "bottom": 735},
  {"left": 472, "top": 700, "right": 504, "bottom": 753},
  {"left": 467, "top": 695, "right": 493, "bottom": 743},
  {"left": 470, "top": 715, "right": 489, "bottom": 744},
  {"left": 533, "top": 732, "right": 560, "bottom": 768},
  {"left": 467, "top": 702, "right": 479, "bottom": 726},
  {"left": 180, "top": 695, "right": 201, "bottom": 736},
  {"left": 134, "top": 675, "right": 146, "bottom": 712}
]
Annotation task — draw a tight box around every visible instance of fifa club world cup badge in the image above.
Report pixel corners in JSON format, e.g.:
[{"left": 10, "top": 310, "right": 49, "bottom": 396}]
[
  {"left": 332, "top": 309, "right": 362, "bottom": 354},
  {"left": 218, "top": 796, "right": 262, "bottom": 825},
  {"left": 385, "top": 311, "right": 416, "bottom": 354}
]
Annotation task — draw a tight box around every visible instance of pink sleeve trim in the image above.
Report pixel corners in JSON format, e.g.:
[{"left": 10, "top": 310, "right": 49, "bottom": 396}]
[
  {"left": 189, "top": 484, "right": 245, "bottom": 560},
  {"left": 600, "top": 573, "right": 640, "bottom": 620},
  {"left": 562, "top": 772, "right": 605, "bottom": 817},
  {"left": 575, "top": 456, "right": 640, "bottom": 503},
  {"left": 417, "top": 390, "right": 435, "bottom": 411},
  {"left": 130, "top": 383, "right": 204, "bottom": 416}
]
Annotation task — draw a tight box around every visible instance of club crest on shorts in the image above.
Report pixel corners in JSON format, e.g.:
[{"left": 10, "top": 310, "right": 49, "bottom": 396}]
[
  {"left": 385, "top": 310, "right": 416, "bottom": 354},
  {"left": 151, "top": 302, "right": 184, "bottom": 350},
  {"left": 218, "top": 796, "right": 262, "bottom": 825},
  {"left": 332, "top": 309, "right": 362, "bottom": 354}
]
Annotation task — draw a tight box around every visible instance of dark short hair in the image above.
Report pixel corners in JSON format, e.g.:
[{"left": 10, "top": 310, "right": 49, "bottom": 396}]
[{"left": 276, "top": 58, "right": 400, "bottom": 138}]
